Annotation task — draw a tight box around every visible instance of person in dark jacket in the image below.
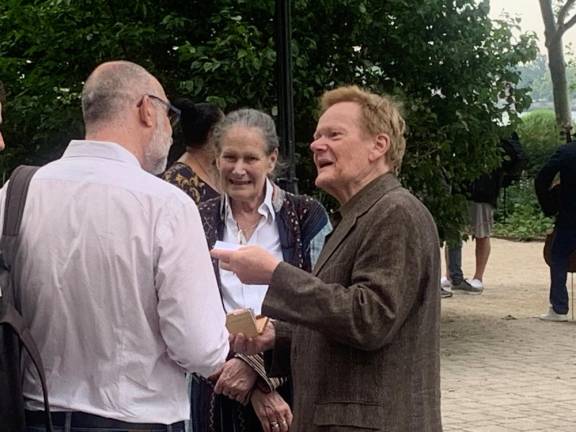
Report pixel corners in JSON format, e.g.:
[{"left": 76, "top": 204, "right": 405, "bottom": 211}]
[{"left": 535, "top": 141, "right": 576, "bottom": 321}]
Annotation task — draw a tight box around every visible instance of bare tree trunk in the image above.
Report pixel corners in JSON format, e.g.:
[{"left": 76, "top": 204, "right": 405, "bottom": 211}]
[
  {"left": 539, "top": 0, "right": 573, "bottom": 129},
  {"left": 548, "top": 38, "right": 572, "bottom": 127}
]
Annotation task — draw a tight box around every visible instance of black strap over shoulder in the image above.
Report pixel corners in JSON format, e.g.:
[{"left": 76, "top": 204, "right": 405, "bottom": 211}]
[
  {"left": 0, "top": 165, "right": 54, "bottom": 432},
  {"left": 3, "top": 165, "right": 40, "bottom": 237},
  {"left": 0, "top": 302, "right": 53, "bottom": 429}
]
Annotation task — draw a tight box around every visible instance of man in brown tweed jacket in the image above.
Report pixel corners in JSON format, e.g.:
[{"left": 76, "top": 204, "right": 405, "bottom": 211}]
[{"left": 212, "top": 86, "right": 442, "bottom": 432}]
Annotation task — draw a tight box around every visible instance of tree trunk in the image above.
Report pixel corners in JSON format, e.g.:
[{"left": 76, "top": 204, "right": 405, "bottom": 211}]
[
  {"left": 539, "top": 0, "right": 573, "bottom": 130},
  {"left": 548, "top": 38, "right": 572, "bottom": 128}
]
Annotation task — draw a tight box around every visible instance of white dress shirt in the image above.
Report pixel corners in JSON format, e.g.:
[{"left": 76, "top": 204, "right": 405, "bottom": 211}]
[
  {"left": 220, "top": 179, "right": 283, "bottom": 315},
  {"left": 0, "top": 140, "right": 228, "bottom": 424}
]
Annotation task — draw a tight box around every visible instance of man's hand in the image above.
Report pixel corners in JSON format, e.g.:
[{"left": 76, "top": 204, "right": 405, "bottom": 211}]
[
  {"left": 211, "top": 245, "right": 280, "bottom": 285},
  {"left": 212, "top": 358, "right": 258, "bottom": 404},
  {"left": 251, "top": 388, "right": 293, "bottom": 432},
  {"left": 230, "top": 320, "right": 276, "bottom": 355}
]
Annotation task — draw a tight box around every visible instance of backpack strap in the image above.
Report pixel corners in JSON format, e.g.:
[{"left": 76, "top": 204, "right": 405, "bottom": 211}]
[
  {"left": 0, "top": 302, "right": 53, "bottom": 431},
  {"left": 3, "top": 165, "right": 40, "bottom": 237},
  {"left": 1, "top": 165, "right": 54, "bottom": 432}
]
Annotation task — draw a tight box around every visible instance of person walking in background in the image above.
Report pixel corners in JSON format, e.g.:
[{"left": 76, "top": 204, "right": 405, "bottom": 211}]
[
  {"left": 162, "top": 98, "right": 223, "bottom": 204},
  {"left": 199, "top": 108, "right": 330, "bottom": 432},
  {"left": 536, "top": 140, "right": 576, "bottom": 322},
  {"left": 213, "top": 86, "right": 442, "bottom": 432},
  {"left": 443, "top": 133, "right": 526, "bottom": 295},
  {"left": 8, "top": 61, "right": 229, "bottom": 431}
]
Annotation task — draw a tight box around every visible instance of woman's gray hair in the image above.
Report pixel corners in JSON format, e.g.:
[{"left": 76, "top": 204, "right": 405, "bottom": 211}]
[{"left": 212, "top": 108, "right": 280, "bottom": 155}]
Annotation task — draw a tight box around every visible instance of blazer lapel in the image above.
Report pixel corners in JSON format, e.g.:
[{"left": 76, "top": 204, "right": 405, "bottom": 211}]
[
  {"left": 312, "top": 173, "right": 402, "bottom": 276},
  {"left": 313, "top": 214, "right": 357, "bottom": 275}
]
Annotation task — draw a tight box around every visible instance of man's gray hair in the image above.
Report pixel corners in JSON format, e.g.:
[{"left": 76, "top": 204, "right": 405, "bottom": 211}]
[
  {"left": 212, "top": 108, "right": 280, "bottom": 155},
  {"left": 81, "top": 61, "right": 153, "bottom": 129}
]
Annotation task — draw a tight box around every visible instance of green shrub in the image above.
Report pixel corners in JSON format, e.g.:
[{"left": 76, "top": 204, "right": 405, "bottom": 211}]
[
  {"left": 517, "top": 109, "right": 563, "bottom": 177},
  {"left": 495, "top": 178, "right": 554, "bottom": 241}
]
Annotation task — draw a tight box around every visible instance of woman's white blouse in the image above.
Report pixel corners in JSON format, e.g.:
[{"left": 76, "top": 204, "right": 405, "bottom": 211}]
[{"left": 221, "top": 179, "right": 284, "bottom": 315}]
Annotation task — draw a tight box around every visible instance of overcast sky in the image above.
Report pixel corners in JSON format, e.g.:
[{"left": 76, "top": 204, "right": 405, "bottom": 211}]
[{"left": 490, "top": 0, "right": 576, "bottom": 53}]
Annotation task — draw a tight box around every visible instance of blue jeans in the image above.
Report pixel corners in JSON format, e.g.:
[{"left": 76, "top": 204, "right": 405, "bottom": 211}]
[
  {"left": 446, "top": 241, "right": 464, "bottom": 284},
  {"left": 550, "top": 227, "right": 576, "bottom": 314}
]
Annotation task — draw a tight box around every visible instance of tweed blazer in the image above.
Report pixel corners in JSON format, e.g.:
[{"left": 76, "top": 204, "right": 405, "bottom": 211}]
[{"left": 262, "top": 173, "right": 442, "bottom": 431}]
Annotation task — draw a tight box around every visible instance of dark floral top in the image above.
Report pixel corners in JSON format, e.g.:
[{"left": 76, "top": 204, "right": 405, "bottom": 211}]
[{"left": 161, "top": 162, "right": 219, "bottom": 205}]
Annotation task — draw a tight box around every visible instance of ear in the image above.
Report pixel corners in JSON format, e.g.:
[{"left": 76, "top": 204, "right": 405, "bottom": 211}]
[
  {"left": 215, "top": 154, "right": 222, "bottom": 171},
  {"left": 138, "top": 96, "right": 155, "bottom": 128},
  {"left": 369, "top": 133, "right": 390, "bottom": 162},
  {"left": 268, "top": 149, "right": 278, "bottom": 173}
]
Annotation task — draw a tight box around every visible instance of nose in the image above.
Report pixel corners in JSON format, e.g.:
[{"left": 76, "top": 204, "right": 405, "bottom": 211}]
[
  {"left": 231, "top": 159, "right": 246, "bottom": 175},
  {"left": 310, "top": 136, "right": 325, "bottom": 153}
]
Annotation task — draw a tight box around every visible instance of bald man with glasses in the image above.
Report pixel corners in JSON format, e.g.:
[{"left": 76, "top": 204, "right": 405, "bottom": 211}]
[{"left": 1, "top": 61, "right": 229, "bottom": 431}]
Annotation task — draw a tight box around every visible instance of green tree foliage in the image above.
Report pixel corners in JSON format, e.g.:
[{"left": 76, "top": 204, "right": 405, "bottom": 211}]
[
  {"left": 494, "top": 177, "right": 554, "bottom": 241},
  {"left": 517, "top": 109, "right": 562, "bottom": 176},
  {"left": 518, "top": 54, "right": 553, "bottom": 103},
  {"left": 494, "top": 108, "right": 559, "bottom": 241},
  {"left": 0, "top": 0, "right": 537, "bottom": 238}
]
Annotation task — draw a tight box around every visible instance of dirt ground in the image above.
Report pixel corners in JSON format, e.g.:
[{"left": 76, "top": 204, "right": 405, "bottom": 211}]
[
  {"left": 440, "top": 238, "right": 576, "bottom": 432},
  {"left": 441, "top": 237, "right": 560, "bottom": 322},
  {"left": 440, "top": 237, "right": 567, "bottom": 360}
]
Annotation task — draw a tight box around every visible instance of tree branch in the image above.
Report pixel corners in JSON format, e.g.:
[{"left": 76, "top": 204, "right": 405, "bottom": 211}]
[
  {"left": 558, "top": 13, "right": 576, "bottom": 38},
  {"left": 557, "top": 0, "right": 576, "bottom": 27}
]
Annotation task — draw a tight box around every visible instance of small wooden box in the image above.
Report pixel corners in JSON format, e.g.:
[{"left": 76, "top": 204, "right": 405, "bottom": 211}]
[{"left": 226, "top": 309, "right": 269, "bottom": 338}]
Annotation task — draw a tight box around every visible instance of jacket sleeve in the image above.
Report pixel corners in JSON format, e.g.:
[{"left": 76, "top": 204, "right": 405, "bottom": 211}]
[
  {"left": 535, "top": 146, "right": 564, "bottom": 216},
  {"left": 262, "top": 320, "right": 293, "bottom": 377},
  {"left": 262, "top": 198, "right": 437, "bottom": 352}
]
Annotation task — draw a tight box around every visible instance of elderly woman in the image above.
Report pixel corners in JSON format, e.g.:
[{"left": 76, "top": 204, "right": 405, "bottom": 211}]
[
  {"left": 199, "top": 108, "right": 330, "bottom": 432},
  {"left": 162, "top": 99, "right": 223, "bottom": 204}
]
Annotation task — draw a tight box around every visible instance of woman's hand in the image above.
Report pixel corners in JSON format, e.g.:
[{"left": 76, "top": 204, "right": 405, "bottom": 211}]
[
  {"left": 251, "top": 389, "right": 293, "bottom": 432},
  {"left": 212, "top": 358, "right": 258, "bottom": 404}
]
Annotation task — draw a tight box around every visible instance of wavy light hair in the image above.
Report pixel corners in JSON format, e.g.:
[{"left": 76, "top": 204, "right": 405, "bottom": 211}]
[{"left": 320, "top": 85, "right": 406, "bottom": 174}]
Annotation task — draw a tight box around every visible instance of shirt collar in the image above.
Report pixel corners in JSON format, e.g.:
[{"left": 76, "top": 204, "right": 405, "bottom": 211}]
[
  {"left": 62, "top": 140, "right": 141, "bottom": 168},
  {"left": 224, "top": 178, "right": 276, "bottom": 225}
]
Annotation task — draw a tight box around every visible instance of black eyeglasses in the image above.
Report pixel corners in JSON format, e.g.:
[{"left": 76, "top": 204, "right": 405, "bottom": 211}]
[{"left": 141, "top": 94, "right": 181, "bottom": 127}]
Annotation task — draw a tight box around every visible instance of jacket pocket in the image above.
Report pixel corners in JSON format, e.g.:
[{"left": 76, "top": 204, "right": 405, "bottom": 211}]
[{"left": 313, "top": 402, "right": 384, "bottom": 430}]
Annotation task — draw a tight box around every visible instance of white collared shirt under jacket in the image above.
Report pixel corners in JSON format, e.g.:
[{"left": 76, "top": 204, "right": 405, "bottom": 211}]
[
  {"left": 220, "top": 178, "right": 284, "bottom": 315},
  {"left": 0, "top": 140, "right": 229, "bottom": 424}
]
